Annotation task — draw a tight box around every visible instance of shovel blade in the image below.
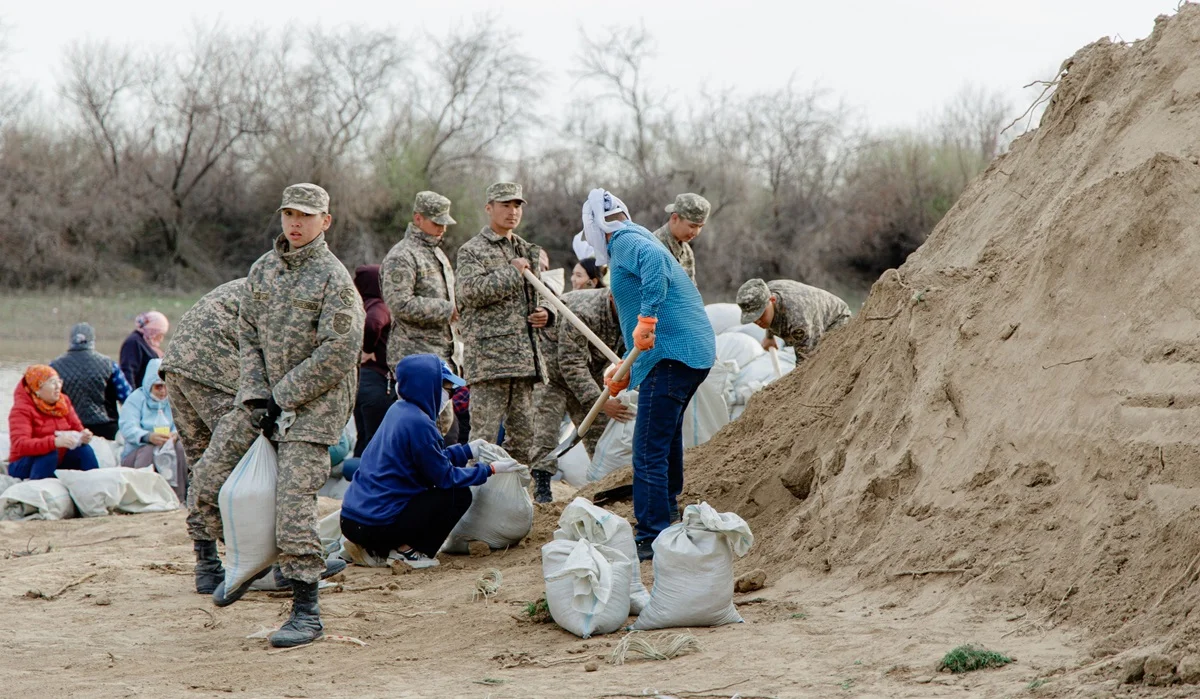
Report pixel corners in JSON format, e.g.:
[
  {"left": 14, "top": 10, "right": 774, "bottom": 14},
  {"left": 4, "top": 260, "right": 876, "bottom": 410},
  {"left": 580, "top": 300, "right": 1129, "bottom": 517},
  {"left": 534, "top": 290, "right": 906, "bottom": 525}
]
[{"left": 541, "top": 428, "right": 583, "bottom": 466}]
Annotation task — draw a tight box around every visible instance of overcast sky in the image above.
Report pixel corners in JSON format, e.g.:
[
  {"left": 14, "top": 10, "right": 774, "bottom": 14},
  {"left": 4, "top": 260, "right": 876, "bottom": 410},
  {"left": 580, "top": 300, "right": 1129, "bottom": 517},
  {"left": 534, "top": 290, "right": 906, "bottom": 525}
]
[{"left": 4, "top": 0, "right": 1174, "bottom": 130}]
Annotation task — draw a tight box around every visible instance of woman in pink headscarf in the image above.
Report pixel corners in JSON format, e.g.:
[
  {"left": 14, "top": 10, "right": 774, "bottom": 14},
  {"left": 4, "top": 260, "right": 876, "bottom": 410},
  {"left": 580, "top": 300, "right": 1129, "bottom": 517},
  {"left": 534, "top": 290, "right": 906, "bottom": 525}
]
[{"left": 119, "top": 310, "right": 169, "bottom": 387}]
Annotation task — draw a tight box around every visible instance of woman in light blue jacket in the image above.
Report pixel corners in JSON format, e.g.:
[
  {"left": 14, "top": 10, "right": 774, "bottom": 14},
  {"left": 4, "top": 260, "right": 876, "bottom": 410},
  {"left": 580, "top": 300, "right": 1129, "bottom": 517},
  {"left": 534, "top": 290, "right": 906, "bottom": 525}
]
[{"left": 118, "top": 358, "right": 188, "bottom": 498}]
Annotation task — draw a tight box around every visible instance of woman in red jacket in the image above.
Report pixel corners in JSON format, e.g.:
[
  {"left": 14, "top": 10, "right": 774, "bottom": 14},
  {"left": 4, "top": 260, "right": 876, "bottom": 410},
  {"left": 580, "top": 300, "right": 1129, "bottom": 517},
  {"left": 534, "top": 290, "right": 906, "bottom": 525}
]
[{"left": 8, "top": 365, "right": 100, "bottom": 480}]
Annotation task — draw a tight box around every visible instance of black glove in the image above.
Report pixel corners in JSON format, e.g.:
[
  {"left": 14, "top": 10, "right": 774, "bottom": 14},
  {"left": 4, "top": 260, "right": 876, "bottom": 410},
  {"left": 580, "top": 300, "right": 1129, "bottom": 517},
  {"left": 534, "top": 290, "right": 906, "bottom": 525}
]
[{"left": 247, "top": 397, "right": 282, "bottom": 439}]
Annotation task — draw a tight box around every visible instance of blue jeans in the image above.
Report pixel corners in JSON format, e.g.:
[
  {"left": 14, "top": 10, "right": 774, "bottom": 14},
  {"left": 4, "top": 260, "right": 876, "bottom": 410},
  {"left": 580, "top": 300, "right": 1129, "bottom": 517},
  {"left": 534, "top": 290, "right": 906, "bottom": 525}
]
[
  {"left": 8, "top": 445, "right": 100, "bottom": 480},
  {"left": 632, "top": 359, "right": 710, "bottom": 543}
]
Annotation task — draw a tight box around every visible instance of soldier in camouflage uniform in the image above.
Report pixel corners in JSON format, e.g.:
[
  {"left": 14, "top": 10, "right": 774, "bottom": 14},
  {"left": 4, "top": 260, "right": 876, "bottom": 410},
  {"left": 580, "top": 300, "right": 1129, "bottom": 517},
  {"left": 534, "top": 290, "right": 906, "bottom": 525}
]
[
  {"left": 455, "top": 182, "right": 550, "bottom": 476},
  {"left": 530, "top": 288, "right": 630, "bottom": 502},
  {"left": 380, "top": 191, "right": 459, "bottom": 371},
  {"left": 160, "top": 278, "right": 245, "bottom": 593},
  {"left": 211, "top": 183, "right": 365, "bottom": 651},
  {"left": 736, "top": 278, "right": 852, "bottom": 356},
  {"left": 652, "top": 193, "right": 710, "bottom": 285}
]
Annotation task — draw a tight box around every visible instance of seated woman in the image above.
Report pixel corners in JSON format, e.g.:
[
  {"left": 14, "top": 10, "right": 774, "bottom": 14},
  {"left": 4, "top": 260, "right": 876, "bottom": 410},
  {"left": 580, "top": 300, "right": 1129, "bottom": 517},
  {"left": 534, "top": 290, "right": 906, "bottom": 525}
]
[
  {"left": 119, "top": 310, "right": 168, "bottom": 388},
  {"left": 7, "top": 365, "right": 99, "bottom": 480},
  {"left": 118, "top": 358, "right": 188, "bottom": 498},
  {"left": 339, "top": 354, "right": 522, "bottom": 569}
]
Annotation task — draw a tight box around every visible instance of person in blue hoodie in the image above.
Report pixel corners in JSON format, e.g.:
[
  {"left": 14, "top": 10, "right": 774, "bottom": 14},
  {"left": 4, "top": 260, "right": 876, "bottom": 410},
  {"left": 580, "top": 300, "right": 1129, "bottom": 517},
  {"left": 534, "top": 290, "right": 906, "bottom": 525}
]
[
  {"left": 118, "top": 358, "right": 189, "bottom": 498},
  {"left": 340, "top": 354, "right": 523, "bottom": 569}
]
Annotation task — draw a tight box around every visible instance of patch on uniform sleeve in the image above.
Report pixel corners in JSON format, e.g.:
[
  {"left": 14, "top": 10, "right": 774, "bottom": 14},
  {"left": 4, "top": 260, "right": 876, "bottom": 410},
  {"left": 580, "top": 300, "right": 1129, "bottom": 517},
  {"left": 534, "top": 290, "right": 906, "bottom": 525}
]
[
  {"left": 389, "top": 268, "right": 405, "bottom": 287},
  {"left": 252, "top": 290, "right": 269, "bottom": 301},
  {"left": 332, "top": 311, "right": 354, "bottom": 336},
  {"left": 339, "top": 287, "right": 357, "bottom": 308}
]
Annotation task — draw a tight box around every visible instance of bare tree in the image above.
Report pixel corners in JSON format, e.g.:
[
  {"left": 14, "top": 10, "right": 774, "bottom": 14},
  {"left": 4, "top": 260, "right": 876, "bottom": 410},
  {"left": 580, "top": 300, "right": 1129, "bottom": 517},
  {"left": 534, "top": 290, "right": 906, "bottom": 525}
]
[
  {"left": 62, "top": 41, "right": 139, "bottom": 177},
  {"left": 938, "top": 84, "right": 1011, "bottom": 184},
  {"left": 383, "top": 17, "right": 541, "bottom": 188},
  {"left": 135, "top": 24, "right": 273, "bottom": 273}
]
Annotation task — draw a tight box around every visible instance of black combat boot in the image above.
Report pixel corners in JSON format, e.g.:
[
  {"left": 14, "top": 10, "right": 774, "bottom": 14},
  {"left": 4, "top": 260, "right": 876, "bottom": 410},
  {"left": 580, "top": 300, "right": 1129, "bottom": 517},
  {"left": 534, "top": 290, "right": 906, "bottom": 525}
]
[
  {"left": 268, "top": 580, "right": 324, "bottom": 648},
  {"left": 532, "top": 470, "right": 553, "bottom": 504},
  {"left": 194, "top": 540, "right": 225, "bottom": 595}
]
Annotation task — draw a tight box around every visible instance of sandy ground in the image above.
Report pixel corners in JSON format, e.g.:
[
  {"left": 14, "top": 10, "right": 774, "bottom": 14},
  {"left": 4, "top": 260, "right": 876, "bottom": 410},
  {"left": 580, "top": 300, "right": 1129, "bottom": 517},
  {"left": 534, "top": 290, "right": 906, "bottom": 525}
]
[{"left": 0, "top": 503, "right": 1125, "bottom": 699}]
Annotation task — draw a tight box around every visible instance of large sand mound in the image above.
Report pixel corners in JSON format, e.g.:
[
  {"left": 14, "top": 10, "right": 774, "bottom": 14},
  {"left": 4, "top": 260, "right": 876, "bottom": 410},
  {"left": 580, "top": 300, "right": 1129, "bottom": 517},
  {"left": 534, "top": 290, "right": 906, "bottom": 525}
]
[{"left": 684, "top": 6, "right": 1200, "bottom": 662}]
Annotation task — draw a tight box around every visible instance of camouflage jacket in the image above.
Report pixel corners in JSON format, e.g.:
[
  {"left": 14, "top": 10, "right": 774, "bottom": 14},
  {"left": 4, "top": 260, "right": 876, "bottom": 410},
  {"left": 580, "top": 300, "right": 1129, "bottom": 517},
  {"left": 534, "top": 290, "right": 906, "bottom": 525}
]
[
  {"left": 455, "top": 227, "right": 546, "bottom": 383},
  {"left": 380, "top": 223, "right": 457, "bottom": 369},
  {"left": 551, "top": 289, "right": 626, "bottom": 407},
  {"left": 161, "top": 278, "right": 245, "bottom": 396},
  {"left": 768, "top": 280, "right": 852, "bottom": 354},
  {"left": 653, "top": 224, "right": 696, "bottom": 284},
  {"left": 239, "top": 233, "right": 365, "bottom": 445}
]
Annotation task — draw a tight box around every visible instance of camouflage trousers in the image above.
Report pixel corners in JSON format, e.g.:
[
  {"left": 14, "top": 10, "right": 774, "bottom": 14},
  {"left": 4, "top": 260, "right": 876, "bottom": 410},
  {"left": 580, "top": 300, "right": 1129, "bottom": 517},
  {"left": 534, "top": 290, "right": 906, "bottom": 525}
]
[
  {"left": 184, "top": 405, "right": 328, "bottom": 582},
  {"left": 470, "top": 378, "right": 536, "bottom": 465},
  {"left": 530, "top": 381, "right": 606, "bottom": 475},
  {"left": 164, "top": 373, "right": 235, "bottom": 466}
]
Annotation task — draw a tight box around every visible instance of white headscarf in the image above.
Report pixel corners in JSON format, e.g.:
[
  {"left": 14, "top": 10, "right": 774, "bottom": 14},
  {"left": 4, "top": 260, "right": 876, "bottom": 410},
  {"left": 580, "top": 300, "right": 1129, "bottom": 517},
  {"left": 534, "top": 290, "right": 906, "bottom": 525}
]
[
  {"left": 580, "top": 188, "right": 629, "bottom": 265},
  {"left": 572, "top": 231, "right": 595, "bottom": 262}
]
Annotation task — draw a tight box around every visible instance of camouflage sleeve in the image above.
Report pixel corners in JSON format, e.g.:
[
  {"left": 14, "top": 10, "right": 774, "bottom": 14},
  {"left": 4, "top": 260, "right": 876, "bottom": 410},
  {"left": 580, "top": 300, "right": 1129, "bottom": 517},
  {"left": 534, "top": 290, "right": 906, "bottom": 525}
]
[
  {"left": 455, "top": 246, "right": 522, "bottom": 310},
  {"left": 382, "top": 254, "right": 454, "bottom": 328},
  {"left": 238, "top": 272, "right": 271, "bottom": 405},
  {"left": 558, "top": 323, "right": 604, "bottom": 407},
  {"left": 272, "top": 282, "right": 365, "bottom": 411}
]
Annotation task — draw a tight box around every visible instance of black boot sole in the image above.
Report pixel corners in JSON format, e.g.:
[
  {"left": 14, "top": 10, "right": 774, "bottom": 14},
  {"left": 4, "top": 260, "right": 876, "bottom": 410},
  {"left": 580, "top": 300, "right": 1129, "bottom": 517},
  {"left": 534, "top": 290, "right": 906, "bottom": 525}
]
[{"left": 211, "top": 567, "right": 271, "bottom": 607}]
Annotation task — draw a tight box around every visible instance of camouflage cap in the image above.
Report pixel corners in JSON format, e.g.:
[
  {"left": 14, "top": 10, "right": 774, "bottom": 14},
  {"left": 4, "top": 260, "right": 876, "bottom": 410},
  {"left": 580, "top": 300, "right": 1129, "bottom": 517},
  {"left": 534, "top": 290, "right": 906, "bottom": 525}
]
[
  {"left": 737, "top": 278, "right": 772, "bottom": 324},
  {"left": 278, "top": 183, "right": 330, "bottom": 215},
  {"left": 486, "top": 182, "right": 526, "bottom": 204},
  {"left": 664, "top": 193, "right": 710, "bottom": 224},
  {"left": 414, "top": 191, "right": 456, "bottom": 226}
]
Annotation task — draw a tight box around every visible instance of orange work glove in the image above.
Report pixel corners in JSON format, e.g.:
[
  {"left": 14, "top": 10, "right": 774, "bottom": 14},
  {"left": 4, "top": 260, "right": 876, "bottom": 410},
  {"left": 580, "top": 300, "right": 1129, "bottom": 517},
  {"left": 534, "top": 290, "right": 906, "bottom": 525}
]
[
  {"left": 633, "top": 315, "right": 658, "bottom": 351},
  {"left": 604, "top": 364, "right": 630, "bottom": 394}
]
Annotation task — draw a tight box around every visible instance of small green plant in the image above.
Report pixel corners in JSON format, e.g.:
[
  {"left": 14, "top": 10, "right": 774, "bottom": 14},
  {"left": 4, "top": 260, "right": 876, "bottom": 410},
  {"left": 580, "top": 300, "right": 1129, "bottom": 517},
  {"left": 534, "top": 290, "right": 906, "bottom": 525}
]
[
  {"left": 473, "top": 678, "right": 505, "bottom": 686},
  {"left": 938, "top": 644, "right": 1014, "bottom": 674},
  {"left": 1026, "top": 678, "right": 1048, "bottom": 691},
  {"left": 790, "top": 613, "right": 807, "bottom": 619},
  {"left": 839, "top": 678, "right": 854, "bottom": 690},
  {"left": 523, "top": 596, "right": 551, "bottom": 623}
]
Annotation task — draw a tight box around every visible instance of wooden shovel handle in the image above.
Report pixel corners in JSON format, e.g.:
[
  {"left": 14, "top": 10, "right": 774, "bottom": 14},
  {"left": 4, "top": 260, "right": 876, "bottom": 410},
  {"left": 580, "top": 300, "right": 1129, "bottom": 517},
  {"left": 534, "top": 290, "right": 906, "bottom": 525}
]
[
  {"left": 522, "top": 268, "right": 623, "bottom": 366},
  {"left": 577, "top": 347, "right": 641, "bottom": 438}
]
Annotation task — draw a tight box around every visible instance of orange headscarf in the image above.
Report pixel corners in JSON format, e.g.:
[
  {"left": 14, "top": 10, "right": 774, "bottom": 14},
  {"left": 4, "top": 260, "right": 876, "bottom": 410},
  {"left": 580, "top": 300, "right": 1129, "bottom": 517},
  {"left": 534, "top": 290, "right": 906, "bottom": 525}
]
[{"left": 24, "top": 365, "right": 69, "bottom": 418}]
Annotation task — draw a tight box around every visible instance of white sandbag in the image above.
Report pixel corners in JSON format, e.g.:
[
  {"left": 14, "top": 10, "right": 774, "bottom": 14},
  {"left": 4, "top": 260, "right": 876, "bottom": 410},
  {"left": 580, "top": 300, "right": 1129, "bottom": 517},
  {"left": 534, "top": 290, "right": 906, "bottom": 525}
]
[
  {"left": 543, "top": 539, "right": 633, "bottom": 638},
  {"left": 317, "top": 477, "right": 350, "bottom": 500},
  {"left": 0, "top": 478, "right": 76, "bottom": 520},
  {"left": 716, "top": 332, "right": 763, "bottom": 372},
  {"left": 442, "top": 447, "right": 534, "bottom": 553},
  {"left": 55, "top": 467, "right": 179, "bottom": 517},
  {"left": 728, "top": 322, "right": 767, "bottom": 343},
  {"left": 90, "top": 437, "right": 122, "bottom": 470},
  {"left": 587, "top": 390, "right": 638, "bottom": 483},
  {"left": 632, "top": 502, "right": 754, "bottom": 630},
  {"left": 705, "top": 303, "right": 742, "bottom": 336},
  {"left": 218, "top": 435, "right": 279, "bottom": 590},
  {"left": 554, "top": 497, "right": 650, "bottom": 613},
  {"left": 555, "top": 421, "right": 590, "bottom": 489},
  {"left": 682, "top": 360, "right": 734, "bottom": 448}
]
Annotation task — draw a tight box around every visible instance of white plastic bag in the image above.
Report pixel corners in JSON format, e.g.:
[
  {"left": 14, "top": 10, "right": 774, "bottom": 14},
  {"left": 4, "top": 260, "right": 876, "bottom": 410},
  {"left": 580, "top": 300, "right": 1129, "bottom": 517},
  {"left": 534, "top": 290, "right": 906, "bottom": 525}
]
[
  {"left": 554, "top": 497, "right": 650, "bottom": 613},
  {"left": 705, "top": 303, "right": 743, "bottom": 336},
  {"left": 543, "top": 539, "right": 633, "bottom": 638},
  {"left": 632, "top": 502, "right": 754, "bottom": 630},
  {"left": 442, "top": 445, "right": 534, "bottom": 553},
  {"left": 318, "top": 509, "right": 342, "bottom": 556},
  {"left": 682, "top": 360, "right": 734, "bottom": 448},
  {"left": 587, "top": 390, "right": 638, "bottom": 482},
  {"left": 218, "top": 435, "right": 279, "bottom": 590},
  {"left": 55, "top": 467, "right": 179, "bottom": 517},
  {"left": 0, "top": 478, "right": 76, "bottom": 520}
]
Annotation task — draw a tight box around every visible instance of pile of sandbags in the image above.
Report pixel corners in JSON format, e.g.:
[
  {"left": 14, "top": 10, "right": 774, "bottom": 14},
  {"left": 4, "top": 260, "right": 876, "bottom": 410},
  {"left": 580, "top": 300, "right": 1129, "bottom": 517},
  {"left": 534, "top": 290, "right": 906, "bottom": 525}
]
[
  {"left": 55, "top": 467, "right": 179, "bottom": 517},
  {"left": 711, "top": 310, "right": 797, "bottom": 421},
  {"left": 554, "top": 498, "right": 650, "bottom": 612},
  {"left": 0, "top": 477, "right": 76, "bottom": 520}
]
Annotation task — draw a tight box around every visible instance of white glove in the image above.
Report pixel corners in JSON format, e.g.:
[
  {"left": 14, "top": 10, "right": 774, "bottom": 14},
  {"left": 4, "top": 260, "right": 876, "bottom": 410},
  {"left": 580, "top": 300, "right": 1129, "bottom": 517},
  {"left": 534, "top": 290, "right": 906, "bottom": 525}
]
[
  {"left": 468, "top": 439, "right": 489, "bottom": 459},
  {"left": 489, "top": 458, "right": 523, "bottom": 474}
]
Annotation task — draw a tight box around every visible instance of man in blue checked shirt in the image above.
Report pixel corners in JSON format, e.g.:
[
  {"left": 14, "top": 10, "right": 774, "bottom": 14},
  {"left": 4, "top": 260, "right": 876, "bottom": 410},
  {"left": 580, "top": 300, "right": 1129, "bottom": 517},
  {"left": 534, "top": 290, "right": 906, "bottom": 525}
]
[{"left": 580, "top": 188, "right": 716, "bottom": 561}]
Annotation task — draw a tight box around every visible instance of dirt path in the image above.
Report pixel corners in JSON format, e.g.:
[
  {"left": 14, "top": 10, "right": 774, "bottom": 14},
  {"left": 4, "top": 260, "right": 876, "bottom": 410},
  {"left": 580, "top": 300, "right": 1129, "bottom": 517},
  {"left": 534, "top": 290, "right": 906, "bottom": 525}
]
[{"left": 0, "top": 509, "right": 1116, "bottom": 699}]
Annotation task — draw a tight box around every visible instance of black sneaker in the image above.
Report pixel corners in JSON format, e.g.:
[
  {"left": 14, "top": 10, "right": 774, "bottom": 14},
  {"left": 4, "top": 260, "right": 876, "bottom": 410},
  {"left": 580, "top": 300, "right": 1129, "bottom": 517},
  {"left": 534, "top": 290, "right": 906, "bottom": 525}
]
[
  {"left": 389, "top": 548, "right": 439, "bottom": 569},
  {"left": 636, "top": 538, "right": 654, "bottom": 562}
]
